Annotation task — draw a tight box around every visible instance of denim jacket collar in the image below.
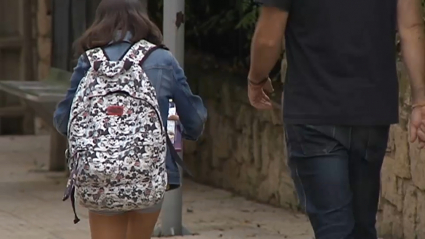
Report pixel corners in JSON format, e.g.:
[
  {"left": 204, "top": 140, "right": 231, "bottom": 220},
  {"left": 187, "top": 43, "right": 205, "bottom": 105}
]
[{"left": 109, "top": 31, "right": 132, "bottom": 45}]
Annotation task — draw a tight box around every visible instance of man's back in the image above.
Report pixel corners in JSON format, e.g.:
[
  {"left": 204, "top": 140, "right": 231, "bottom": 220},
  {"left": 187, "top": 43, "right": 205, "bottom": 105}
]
[
  {"left": 283, "top": 0, "right": 399, "bottom": 125},
  {"left": 249, "top": 0, "right": 425, "bottom": 238}
]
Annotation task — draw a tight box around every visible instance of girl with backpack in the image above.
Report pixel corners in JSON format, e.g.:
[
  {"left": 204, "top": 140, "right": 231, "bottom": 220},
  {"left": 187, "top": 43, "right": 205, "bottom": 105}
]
[{"left": 53, "top": 0, "right": 207, "bottom": 238}]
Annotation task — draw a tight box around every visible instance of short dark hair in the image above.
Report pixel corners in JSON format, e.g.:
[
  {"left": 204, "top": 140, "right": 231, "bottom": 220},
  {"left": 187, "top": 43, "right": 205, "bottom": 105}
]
[{"left": 74, "top": 0, "right": 163, "bottom": 55}]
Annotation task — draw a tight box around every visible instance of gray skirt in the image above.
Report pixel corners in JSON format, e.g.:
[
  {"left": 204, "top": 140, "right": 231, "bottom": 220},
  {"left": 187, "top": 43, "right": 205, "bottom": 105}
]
[{"left": 90, "top": 200, "right": 163, "bottom": 216}]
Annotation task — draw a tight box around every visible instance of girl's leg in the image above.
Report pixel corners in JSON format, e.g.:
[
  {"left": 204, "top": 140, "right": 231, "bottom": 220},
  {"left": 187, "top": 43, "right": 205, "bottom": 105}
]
[
  {"left": 126, "top": 209, "right": 161, "bottom": 239},
  {"left": 89, "top": 211, "right": 129, "bottom": 239}
]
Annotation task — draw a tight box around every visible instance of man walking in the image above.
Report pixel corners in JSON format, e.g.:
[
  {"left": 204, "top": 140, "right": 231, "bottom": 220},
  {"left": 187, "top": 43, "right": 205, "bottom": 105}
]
[{"left": 248, "top": 0, "right": 425, "bottom": 238}]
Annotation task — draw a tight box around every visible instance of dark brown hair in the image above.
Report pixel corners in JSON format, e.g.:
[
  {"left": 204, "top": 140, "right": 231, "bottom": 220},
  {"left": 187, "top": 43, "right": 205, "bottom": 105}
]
[{"left": 74, "top": 0, "right": 163, "bottom": 55}]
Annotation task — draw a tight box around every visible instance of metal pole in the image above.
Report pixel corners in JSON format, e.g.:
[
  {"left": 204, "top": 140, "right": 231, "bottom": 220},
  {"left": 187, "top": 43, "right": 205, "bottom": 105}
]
[
  {"left": 153, "top": 153, "right": 191, "bottom": 237},
  {"left": 162, "top": 0, "right": 185, "bottom": 67},
  {"left": 153, "top": 0, "right": 190, "bottom": 236}
]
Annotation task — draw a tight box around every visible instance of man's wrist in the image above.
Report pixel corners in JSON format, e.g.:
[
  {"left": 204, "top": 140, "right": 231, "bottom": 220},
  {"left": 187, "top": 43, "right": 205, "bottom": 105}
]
[
  {"left": 412, "top": 91, "right": 425, "bottom": 108},
  {"left": 248, "top": 76, "right": 269, "bottom": 85},
  {"left": 412, "top": 87, "right": 425, "bottom": 104},
  {"left": 249, "top": 78, "right": 268, "bottom": 85},
  {"left": 412, "top": 102, "right": 425, "bottom": 109}
]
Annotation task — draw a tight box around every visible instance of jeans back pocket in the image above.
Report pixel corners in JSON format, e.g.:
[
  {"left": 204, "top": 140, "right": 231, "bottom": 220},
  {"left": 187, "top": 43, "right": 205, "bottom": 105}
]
[{"left": 285, "top": 124, "right": 339, "bottom": 157}]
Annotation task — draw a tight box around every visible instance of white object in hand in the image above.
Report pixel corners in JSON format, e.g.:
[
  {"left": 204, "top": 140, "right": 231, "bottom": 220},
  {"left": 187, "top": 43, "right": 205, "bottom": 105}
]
[{"left": 167, "top": 99, "right": 176, "bottom": 144}]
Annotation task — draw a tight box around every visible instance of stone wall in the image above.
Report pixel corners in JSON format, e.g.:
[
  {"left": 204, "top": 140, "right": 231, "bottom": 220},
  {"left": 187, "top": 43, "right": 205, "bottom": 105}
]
[
  {"left": 183, "top": 62, "right": 424, "bottom": 239},
  {"left": 377, "top": 63, "right": 425, "bottom": 239},
  {"left": 183, "top": 68, "right": 299, "bottom": 210}
]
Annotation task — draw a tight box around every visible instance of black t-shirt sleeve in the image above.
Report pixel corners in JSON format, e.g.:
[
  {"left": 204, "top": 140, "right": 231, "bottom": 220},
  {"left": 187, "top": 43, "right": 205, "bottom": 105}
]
[{"left": 255, "top": 0, "right": 291, "bottom": 11}]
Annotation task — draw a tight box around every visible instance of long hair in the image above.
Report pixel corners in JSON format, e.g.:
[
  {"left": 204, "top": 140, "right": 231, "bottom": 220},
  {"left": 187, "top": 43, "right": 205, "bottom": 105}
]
[{"left": 74, "top": 0, "right": 163, "bottom": 55}]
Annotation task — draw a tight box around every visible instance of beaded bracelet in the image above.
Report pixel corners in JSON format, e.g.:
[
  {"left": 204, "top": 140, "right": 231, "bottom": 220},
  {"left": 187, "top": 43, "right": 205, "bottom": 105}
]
[
  {"left": 412, "top": 103, "right": 425, "bottom": 109},
  {"left": 248, "top": 77, "right": 268, "bottom": 86}
]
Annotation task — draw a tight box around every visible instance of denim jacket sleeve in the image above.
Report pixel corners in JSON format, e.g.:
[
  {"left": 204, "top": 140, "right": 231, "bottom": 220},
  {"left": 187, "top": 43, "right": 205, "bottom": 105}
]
[
  {"left": 53, "top": 55, "right": 90, "bottom": 135},
  {"left": 53, "top": 50, "right": 207, "bottom": 141},
  {"left": 170, "top": 56, "right": 207, "bottom": 140}
]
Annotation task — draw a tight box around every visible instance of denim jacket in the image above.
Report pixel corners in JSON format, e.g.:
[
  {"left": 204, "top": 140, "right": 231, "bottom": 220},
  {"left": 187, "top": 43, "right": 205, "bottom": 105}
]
[{"left": 53, "top": 36, "right": 207, "bottom": 185}]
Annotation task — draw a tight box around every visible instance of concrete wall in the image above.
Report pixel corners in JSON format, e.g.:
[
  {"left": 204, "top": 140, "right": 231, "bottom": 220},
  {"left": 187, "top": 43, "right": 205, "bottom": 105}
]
[{"left": 184, "top": 62, "right": 424, "bottom": 239}]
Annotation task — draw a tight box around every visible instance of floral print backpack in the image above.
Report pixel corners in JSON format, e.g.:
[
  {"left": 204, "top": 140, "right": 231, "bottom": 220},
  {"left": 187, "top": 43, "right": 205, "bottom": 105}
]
[{"left": 63, "top": 40, "right": 168, "bottom": 223}]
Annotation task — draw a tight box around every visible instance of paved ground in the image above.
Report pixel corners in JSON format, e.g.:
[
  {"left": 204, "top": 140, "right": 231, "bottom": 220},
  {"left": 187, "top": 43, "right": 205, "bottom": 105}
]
[{"left": 0, "top": 135, "right": 313, "bottom": 239}]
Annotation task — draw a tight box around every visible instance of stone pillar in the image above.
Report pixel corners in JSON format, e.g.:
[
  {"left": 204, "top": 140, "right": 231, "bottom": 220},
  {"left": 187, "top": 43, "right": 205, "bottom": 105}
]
[
  {"left": 35, "top": 0, "right": 52, "bottom": 135},
  {"left": 37, "top": 0, "right": 52, "bottom": 80}
]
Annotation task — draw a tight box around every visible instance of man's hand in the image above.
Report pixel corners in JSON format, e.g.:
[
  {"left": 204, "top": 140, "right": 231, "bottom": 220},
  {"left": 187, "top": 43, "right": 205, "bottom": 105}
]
[
  {"left": 410, "top": 105, "right": 425, "bottom": 148},
  {"left": 248, "top": 78, "right": 274, "bottom": 110}
]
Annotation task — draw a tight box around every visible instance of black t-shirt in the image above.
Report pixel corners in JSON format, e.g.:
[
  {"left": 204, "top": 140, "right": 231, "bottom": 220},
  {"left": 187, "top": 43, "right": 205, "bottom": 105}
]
[{"left": 258, "top": 0, "right": 399, "bottom": 125}]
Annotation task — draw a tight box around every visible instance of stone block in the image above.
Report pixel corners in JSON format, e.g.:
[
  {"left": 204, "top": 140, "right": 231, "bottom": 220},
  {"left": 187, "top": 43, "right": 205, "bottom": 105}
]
[
  {"left": 416, "top": 189, "right": 425, "bottom": 238},
  {"left": 386, "top": 125, "right": 396, "bottom": 156},
  {"left": 198, "top": 139, "right": 212, "bottom": 175},
  {"left": 221, "top": 157, "right": 242, "bottom": 189},
  {"left": 258, "top": 153, "right": 280, "bottom": 201},
  {"left": 269, "top": 108, "right": 283, "bottom": 126},
  {"left": 277, "top": 177, "right": 298, "bottom": 209},
  {"left": 252, "top": 119, "right": 261, "bottom": 169},
  {"left": 392, "top": 124, "right": 411, "bottom": 178},
  {"left": 234, "top": 128, "right": 252, "bottom": 164},
  {"left": 255, "top": 107, "right": 282, "bottom": 125},
  {"left": 402, "top": 183, "right": 417, "bottom": 239},
  {"left": 378, "top": 195, "right": 384, "bottom": 211},
  {"left": 238, "top": 164, "right": 259, "bottom": 196},
  {"left": 235, "top": 105, "right": 253, "bottom": 129},
  {"left": 410, "top": 140, "right": 425, "bottom": 190},
  {"left": 381, "top": 156, "right": 404, "bottom": 211},
  {"left": 397, "top": 62, "right": 411, "bottom": 129},
  {"left": 259, "top": 124, "right": 272, "bottom": 175},
  {"left": 379, "top": 202, "right": 403, "bottom": 239},
  {"left": 220, "top": 83, "right": 234, "bottom": 117},
  {"left": 261, "top": 124, "right": 285, "bottom": 176},
  {"left": 211, "top": 117, "right": 233, "bottom": 166}
]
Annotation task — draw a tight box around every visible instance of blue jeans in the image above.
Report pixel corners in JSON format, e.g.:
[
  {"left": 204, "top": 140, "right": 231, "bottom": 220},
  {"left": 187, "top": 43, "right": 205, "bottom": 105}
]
[{"left": 285, "top": 125, "right": 389, "bottom": 239}]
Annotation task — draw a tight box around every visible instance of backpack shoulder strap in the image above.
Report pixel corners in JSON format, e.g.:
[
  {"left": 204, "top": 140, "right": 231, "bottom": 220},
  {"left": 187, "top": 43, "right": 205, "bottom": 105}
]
[
  {"left": 122, "top": 40, "right": 166, "bottom": 67},
  {"left": 85, "top": 47, "right": 108, "bottom": 67},
  {"left": 165, "top": 134, "right": 193, "bottom": 178}
]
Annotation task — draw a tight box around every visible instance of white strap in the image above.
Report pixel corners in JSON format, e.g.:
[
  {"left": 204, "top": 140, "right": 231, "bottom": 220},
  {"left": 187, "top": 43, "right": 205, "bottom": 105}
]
[
  {"left": 85, "top": 47, "right": 108, "bottom": 66},
  {"left": 122, "top": 40, "right": 157, "bottom": 64}
]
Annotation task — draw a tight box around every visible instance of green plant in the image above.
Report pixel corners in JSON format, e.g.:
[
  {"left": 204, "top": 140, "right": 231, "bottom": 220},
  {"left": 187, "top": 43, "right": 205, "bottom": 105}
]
[
  {"left": 235, "top": 0, "right": 259, "bottom": 40},
  {"left": 149, "top": 0, "right": 261, "bottom": 67}
]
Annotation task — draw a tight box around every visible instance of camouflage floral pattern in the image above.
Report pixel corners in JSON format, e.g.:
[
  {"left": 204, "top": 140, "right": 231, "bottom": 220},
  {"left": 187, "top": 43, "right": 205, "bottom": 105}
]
[{"left": 64, "top": 40, "right": 167, "bottom": 212}]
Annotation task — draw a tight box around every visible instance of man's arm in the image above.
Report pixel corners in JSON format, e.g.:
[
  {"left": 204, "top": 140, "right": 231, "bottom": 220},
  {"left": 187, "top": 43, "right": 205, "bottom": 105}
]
[
  {"left": 248, "top": 0, "right": 290, "bottom": 83},
  {"left": 398, "top": 0, "right": 425, "bottom": 104}
]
